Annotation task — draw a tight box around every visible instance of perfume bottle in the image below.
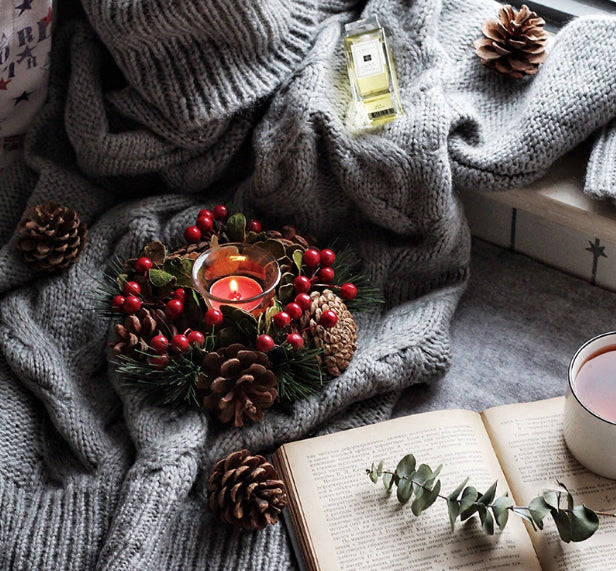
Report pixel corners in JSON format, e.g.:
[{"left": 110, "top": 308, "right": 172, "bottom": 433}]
[{"left": 342, "top": 16, "right": 403, "bottom": 126}]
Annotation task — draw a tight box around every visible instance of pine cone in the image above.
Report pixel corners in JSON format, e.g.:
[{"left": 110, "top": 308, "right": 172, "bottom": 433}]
[
  {"left": 265, "top": 225, "right": 314, "bottom": 249},
  {"left": 167, "top": 239, "right": 212, "bottom": 261},
  {"left": 16, "top": 202, "right": 88, "bottom": 271},
  {"left": 299, "top": 289, "right": 357, "bottom": 377},
  {"left": 473, "top": 4, "right": 548, "bottom": 79},
  {"left": 207, "top": 449, "right": 288, "bottom": 530},
  {"left": 200, "top": 344, "right": 277, "bottom": 427},
  {"left": 111, "top": 307, "right": 163, "bottom": 358}
]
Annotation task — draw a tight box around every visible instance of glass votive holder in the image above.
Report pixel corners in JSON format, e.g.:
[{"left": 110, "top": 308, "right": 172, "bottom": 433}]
[
  {"left": 563, "top": 332, "right": 616, "bottom": 479},
  {"left": 191, "top": 243, "right": 280, "bottom": 315}
]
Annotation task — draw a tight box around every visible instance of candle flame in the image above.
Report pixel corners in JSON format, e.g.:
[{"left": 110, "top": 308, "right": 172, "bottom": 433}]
[{"left": 229, "top": 279, "right": 241, "bottom": 300}]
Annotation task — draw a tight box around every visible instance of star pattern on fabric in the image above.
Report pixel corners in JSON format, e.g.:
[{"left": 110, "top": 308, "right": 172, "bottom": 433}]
[
  {"left": 13, "top": 90, "right": 31, "bottom": 105},
  {"left": 15, "top": 0, "right": 34, "bottom": 16},
  {"left": 0, "top": 77, "right": 11, "bottom": 90},
  {"left": 40, "top": 7, "right": 53, "bottom": 28},
  {"left": 16, "top": 45, "right": 35, "bottom": 65}
]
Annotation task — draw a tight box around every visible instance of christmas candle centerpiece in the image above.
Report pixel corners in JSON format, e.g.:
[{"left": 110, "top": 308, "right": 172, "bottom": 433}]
[{"left": 192, "top": 243, "right": 280, "bottom": 315}]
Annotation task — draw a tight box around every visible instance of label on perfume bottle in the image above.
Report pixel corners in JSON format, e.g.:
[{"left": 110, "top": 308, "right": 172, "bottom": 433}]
[{"left": 350, "top": 39, "right": 384, "bottom": 79}]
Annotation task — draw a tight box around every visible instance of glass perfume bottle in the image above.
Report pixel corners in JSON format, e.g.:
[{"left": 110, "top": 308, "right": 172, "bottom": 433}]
[{"left": 343, "top": 16, "right": 403, "bottom": 127}]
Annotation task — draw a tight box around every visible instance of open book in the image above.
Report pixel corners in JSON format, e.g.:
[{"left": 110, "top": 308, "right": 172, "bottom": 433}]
[{"left": 273, "top": 397, "right": 616, "bottom": 570}]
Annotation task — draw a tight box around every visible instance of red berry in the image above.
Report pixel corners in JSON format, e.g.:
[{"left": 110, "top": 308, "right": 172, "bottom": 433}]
[
  {"left": 196, "top": 215, "right": 214, "bottom": 233},
  {"left": 173, "top": 288, "right": 186, "bottom": 302},
  {"left": 317, "top": 267, "right": 334, "bottom": 283},
  {"left": 150, "top": 334, "right": 169, "bottom": 353},
  {"left": 302, "top": 248, "right": 320, "bottom": 268},
  {"left": 135, "top": 257, "right": 152, "bottom": 274},
  {"left": 293, "top": 275, "right": 312, "bottom": 294},
  {"left": 294, "top": 293, "right": 312, "bottom": 310},
  {"left": 165, "top": 299, "right": 184, "bottom": 320},
  {"left": 122, "top": 295, "right": 141, "bottom": 314},
  {"left": 256, "top": 334, "right": 275, "bottom": 352},
  {"left": 286, "top": 333, "right": 304, "bottom": 350},
  {"left": 187, "top": 330, "right": 205, "bottom": 347},
  {"left": 184, "top": 225, "right": 202, "bottom": 243},
  {"left": 204, "top": 308, "right": 223, "bottom": 327},
  {"left": 273, "top": 311, "right": 291, "bottom": 328},
  {"left": 213, "top": 204, "right": 228, "bottom": 221},
  {"left": 285, "top": 302, "right": 302, "bottom": 320},
  {"left": 148, "top": 353, "right": 169, "bottom": 370},
  {"left": 319, "top": 309, "right": 338, "bottom": 328},
  {"left": 111, "top": 294, "right": 125, "bottom": 312},
  {"left": 248, "top": 219, "right": 262, "bottom": 233},
  {"left": 340, "top": 283, "right": 358, "bottom": 300},
  {"left": 198, "top": 209, "right": 213, "bottom": 219},
  {"left": 319, "top": 248, "right": 336, "bottom": 267},
  {"left": 123, "top": 281, "right": 141, "bottom": 296},
  {"left": 171, "top": 334, "right": 190, "bottom": 353}
]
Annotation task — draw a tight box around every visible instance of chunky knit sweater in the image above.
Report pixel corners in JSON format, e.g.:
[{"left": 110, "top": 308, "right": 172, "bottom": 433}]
[{"left": 1, "top": 0, "right": 616, "bottom": 568}]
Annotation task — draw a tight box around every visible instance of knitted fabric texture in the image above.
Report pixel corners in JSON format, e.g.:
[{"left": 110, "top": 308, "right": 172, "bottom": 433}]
[{"left": 1, "top": 0, "right": 616, "bottom": 569}]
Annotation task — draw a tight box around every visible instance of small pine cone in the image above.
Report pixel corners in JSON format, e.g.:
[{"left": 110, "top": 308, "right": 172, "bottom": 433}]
[
  {"left": 111, "top": 307, "right": 162, "bottom": 358},
  {"left": 16, "top": 202, "right": 88, "bottom": 271},
  {"left": 473, "top": 4, "right": 548, "bottom": 79},
  {"left": 265, "top": 225, "right": 314, "bottom": 248},
  {"left": 207, "top": 449, "right": 288, "bottom": 530},
  {"left": 299, "top": 289, "right": 358, "bottom": 377},
  {"left": 167, "top": 239, "right": 212, "bottom": 261},
  {"left": 201, "top": 344, "right": 277, "bottom": 427}
]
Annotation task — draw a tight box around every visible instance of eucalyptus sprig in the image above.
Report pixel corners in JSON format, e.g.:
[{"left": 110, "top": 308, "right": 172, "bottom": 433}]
[{"left": 367, "top": 454, "right": 607, "bottom": 543}]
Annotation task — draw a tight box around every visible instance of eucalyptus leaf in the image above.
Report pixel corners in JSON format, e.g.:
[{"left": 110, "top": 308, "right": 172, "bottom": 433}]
[
  {"left": 479, "top": 506, "right": 494, "bottom": 535},
  {"left": 552, "top": 509, "right": 573, "bottom": 543},
  {"left": 478, "top": 481, "right": 498, "bottom": 506},
  {"left": 491, "top": 495, "right": 512, "bottom": 530},
  {"left": 225, "top": 213, "right": 247, "bottom": 242},
  {"left": 459, "top": 486, "right": 478, "bottom": 519},
  {"left": 528, "top": 496, "right": 550, "bottom": 528},
  {"left": 397, "top": 476, "right": 413, "bottom": 505},
  {"left": 377, "top": 460, "right": 384, "bottom": 477},
  {"left": 383, "top": 472, "right": 394, "bottom": 492},
  {"left": 148, "top": 268, "right": 176, "bottom": 287},
  {"left": 395, "top": 454, "right": 416, "bottom": 479},
  {"left": 412, "top": 479, "right": 441, "bottom": 517},
  {"left": 512, "top": 507, "right": 537, "bottom": 530},
  {"left": 368, "top": 463, "right": 379, "bottom": 484},
  {"left": 447, "top": 477, "right": 470, "bottom": 502},
  {"left": 542, "top": 490, "right": 559, "bottom": 510},
  {"left": 570, "top": 505, "right": 599, "bottom": 542},
  {"left": 447, "top": 499, "right": 461, "bottom": 531}
]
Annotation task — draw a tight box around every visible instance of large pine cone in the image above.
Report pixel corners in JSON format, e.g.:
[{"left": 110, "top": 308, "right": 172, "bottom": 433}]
[
  {"left": 111, "top": 307, "right": 162, "bottom": 358},
  {"left": 473, "top": 4, "right": 548, "bottom": 79},
  {"left": 299, "top": 289, "right": 358, "bottom": 377},
  {"left": 200, "top": 344, "right": 277, "bottom": 427},
  {"left": 16, "top": 202, "right": 88, "bottom": 271},
  {"left": 207, "top": 449, "right": 288, "bottom": 530}
]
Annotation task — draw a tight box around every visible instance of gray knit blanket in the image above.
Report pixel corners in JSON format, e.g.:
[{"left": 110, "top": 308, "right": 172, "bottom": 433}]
[{"left": 1, "top": 0, "right": 616, "bottom": 568}]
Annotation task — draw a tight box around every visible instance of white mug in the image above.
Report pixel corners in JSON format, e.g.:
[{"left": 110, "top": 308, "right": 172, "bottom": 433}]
[{"left": 563, "top": 332, "right": 616, "bottom": 480}]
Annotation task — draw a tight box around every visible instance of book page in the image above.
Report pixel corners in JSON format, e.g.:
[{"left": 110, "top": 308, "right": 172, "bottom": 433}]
[
  {"left": 482, "top": 397, "right": 616, "bottom": 570},
  {"left": 275, "top": 409, "right": 540, "bottom": 571}
]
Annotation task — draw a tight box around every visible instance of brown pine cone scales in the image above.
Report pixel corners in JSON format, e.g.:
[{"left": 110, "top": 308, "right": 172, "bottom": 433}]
[
  {"left": 111, "top": 307, "right": 163, "bottom": 358},
  {"left": 199, "top": 344, "right": 278, "bottom": 427},
  {"left": 299, "top": 289, "right": 358, "bottom": 377},
  {"left": 16, "top": 202, "right": 88, "bottom": 271},
  {"left": 473, "top": 4, "right": 548, "bottom": 79},
  {"left": 207, "top": 449, "right": 287, "bottom": 530}
]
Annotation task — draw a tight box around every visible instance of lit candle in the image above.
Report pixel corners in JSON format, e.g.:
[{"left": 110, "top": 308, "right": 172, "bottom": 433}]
[{"left": 208, "top": 275, "right": 263, "bottom": 312}]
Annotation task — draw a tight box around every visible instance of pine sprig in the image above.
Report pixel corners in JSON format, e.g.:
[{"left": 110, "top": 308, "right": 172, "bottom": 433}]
[
  {"left": 367, "top": 454, "right": 604, "bottom": 543},
  {"left": 332, "top": 245, "right": 383, "bottom": 313},
  {"left": 87, "top": 256, "right": 126, "bottom": 316},
  {"left": 269, "top": 344, "right": 327, "bottom": 402}
]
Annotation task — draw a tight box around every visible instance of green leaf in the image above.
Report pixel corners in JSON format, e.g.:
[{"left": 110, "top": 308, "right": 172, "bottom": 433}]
[
  {"left": 459, "top": 487, "right": 478, "bottom": 520},
  {"left": 512, "top": 507, "right": 537, "bottom": 530},
  {"left": 570, "top": 505, "right": 599, "bottom": 542},
  {"left": 141, "top": 241, "right": 166, "bottom": 265},
  {"left": 376, "top": 460, "right": 384, "bottom": 477},
  {"left": 383, "top": 472, "right": 394, "bottom": 492},
  {"left": 368, "top": 463, "right": 379, "bottom": 484},
  {"left": 395, "top": 454, "right": 416, "bottom": 480},
  {"left": 278, "top": 283, "right": 295, "bottom": 304},
  {"left": 552, "top": 509, "right": 572, "bottom": 543},
  {"left": 412, "top": 479, "right": 441, "bottom": 517},
  {"left": 163, "top": 257, "right": 195, "bottom": 288},
  {"left": 542, "top": 490, "right": 559, "bottom": 510},
  {"left": 447, "top": 499, "right": 461, "bottom": 531},
  {"left": 397, "top": 476, "right": 413, "bottom": 505},
  {"left": 479, "top": 505, "right": 494, "bottom": 535},
  {"left": 148, "top": 268, "right": 176, "bottom": 287},
  {"left": 225, "top": 213, "right": 247, "bottom": 242},
  {"left": 528, "top": 496, "right": 550, "bottom": 529},
  {"left": 292, "top": 250, "right": 304, "bottom": 273},
  {"left": 491, "top": 495, "right": 512, "bottom": 530},
  {"left": 478, "top": 481, "right": 498, "bottom": 506},
  {"left": 447, "top": 477, "right": 470, "bottom": 502}
]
